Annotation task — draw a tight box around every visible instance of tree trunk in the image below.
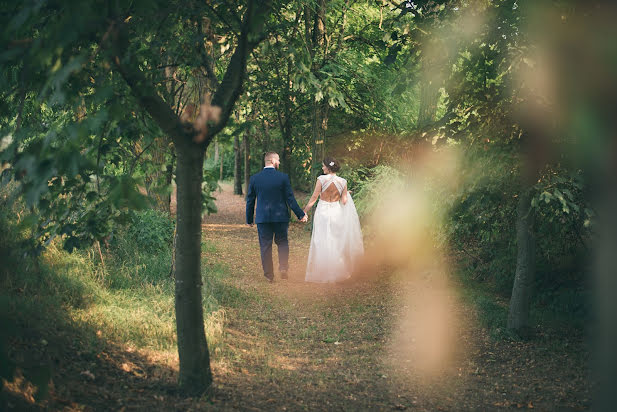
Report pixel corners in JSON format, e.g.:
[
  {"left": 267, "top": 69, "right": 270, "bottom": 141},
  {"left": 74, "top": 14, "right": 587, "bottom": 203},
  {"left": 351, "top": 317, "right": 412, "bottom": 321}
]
[
  {"left": 593, "top": 145, "right": 617, "bottom": 410},
  {"left": 145, "top": 137, "right": 172, "bottom": 213},
  {"left": 213, "top": 139, "right": 219, "bottom": 164},
  {"left": 281, "top": 120, "right": 293, "bottom": 177},
  {"left": 309, "top": 0, "right": 328, "bottom": 179},
  {"left": 166, "top": 144, "right": 175, "bottom": 215},
  {"left": 311, "top": 100, "right": 329, "bottom": 178},
  {"left": 233, "top": 134, "right": 243, "bottom": 195},
  {"left": 507, "top": 185, "right": 536, "bottom": 332},
  {"left": 262, "top": 120, "right": 270, "bottom": 155},
  {"left": 244, "top": 131, "right": 250, "bottom": 195},
  {"left": 173, "top": 142, "right": 212, "bottom": 394},
  {"left": 219, "top": 151, "right": 224, "bottom": 181}
]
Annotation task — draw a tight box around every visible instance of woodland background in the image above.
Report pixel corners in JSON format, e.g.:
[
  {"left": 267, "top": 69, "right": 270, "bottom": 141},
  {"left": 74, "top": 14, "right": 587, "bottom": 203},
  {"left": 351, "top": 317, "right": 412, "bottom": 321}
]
[{"left": 1, "top": 0, "right": 615, "bottom": 410}]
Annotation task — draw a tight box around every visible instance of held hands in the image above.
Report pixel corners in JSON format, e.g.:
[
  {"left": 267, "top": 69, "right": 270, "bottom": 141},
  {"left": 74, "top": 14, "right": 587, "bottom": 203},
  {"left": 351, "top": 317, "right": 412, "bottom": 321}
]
[{"left": 300, "top": 213, "right": 308, "bottom": 223}]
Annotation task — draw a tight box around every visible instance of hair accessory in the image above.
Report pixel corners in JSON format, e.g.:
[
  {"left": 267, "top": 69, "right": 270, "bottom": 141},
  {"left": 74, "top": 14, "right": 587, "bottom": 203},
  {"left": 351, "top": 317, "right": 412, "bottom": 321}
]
[{"left": 329, "top": 161, "right": 335, "bottom": 166}]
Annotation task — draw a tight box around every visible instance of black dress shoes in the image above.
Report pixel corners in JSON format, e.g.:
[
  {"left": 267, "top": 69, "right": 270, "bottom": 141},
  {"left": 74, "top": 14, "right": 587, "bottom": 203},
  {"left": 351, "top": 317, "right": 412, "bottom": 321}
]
[
  {"left": 280, "top": 270, "right": 288, "bottom": 280},
  {"left": 264, "top": 274, "right": 274, "bottom": 283}
]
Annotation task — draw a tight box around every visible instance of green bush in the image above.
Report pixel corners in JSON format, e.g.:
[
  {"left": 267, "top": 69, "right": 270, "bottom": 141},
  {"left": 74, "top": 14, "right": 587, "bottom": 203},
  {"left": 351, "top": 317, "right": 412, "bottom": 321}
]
[
  {"left": 124, "top": 209, "right": 174, "bottom": 254},
  {"left": 344, "top": 165, "right": 403, "bottom": 220},
  {"left": 444, "top": 146, "right": 591, "bottom": 327}
]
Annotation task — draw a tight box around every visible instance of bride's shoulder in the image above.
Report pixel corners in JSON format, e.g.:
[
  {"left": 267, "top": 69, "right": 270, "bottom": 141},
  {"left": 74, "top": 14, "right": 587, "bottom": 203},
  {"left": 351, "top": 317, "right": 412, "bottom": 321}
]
[{"left": 337, "top": 176, "right": 347, "bottom": 184}]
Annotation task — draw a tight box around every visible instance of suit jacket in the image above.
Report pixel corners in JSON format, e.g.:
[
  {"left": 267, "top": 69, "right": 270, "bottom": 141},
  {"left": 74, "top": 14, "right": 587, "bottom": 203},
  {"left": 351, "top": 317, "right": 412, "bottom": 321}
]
[{"left": 246, "top": 168, "right": 305, "bottom": 224}]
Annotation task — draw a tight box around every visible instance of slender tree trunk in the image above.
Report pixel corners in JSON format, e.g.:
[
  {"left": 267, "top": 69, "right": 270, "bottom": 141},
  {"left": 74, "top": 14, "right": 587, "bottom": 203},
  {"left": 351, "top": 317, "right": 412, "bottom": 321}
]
[
  {"left": 233, "top": 134, "right": 243, "bottom": 195},
  {"left": 219, "top": 151, "right": 224, "bottom": 181},
  {"left": 309, "top": 0, "right": 328, "bottom": 179},
  {"left": 311, "top": 100, "right": 329, "bottom": 178},
  {"left": 213, "top": 139, "right": 219, "bottom": 164},
  {"left": 166, "top": 144, "right": 175, "bottom": 215},
  {"left": 507, "top": 184, "right": 536, "bottom": 332},
  {"left": 244, "top": 131, "right": 250, "bottom": 195},
  {"left": 173, "top": 142, "right": 212, "bottom": 394},
  {"left": 262, "top": 120, "right": 270, "bottom": 155},
  {"left": 281, "top": 121, "right": 293, "bottom": 177}
]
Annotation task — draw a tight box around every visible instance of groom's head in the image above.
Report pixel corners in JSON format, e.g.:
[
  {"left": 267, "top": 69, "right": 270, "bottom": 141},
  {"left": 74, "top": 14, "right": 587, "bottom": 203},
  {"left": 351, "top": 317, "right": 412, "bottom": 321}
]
[{"left": 264, "top": 152, "right": 280, "bottom": 169}]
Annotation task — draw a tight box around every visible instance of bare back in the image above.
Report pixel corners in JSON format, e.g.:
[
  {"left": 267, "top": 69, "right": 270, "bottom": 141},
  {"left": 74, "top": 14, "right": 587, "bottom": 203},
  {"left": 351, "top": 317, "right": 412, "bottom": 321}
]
[{"left": 319, "top": 175, "right": 346, "bottom": 202}]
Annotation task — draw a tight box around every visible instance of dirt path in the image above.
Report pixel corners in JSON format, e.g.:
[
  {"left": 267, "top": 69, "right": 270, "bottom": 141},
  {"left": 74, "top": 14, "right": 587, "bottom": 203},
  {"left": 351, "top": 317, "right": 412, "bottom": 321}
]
[
  {"left": 4, "top": 183, "right": 589, "bottom": 411},
  {"left": 201, "top": 183, "right": 590, "bottom": 411}
]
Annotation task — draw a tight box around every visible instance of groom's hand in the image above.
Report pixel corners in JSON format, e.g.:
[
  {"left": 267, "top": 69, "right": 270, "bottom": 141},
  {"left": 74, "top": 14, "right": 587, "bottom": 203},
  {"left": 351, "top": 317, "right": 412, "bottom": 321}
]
[{"left": 300, "top": 214, "right": 308, "bottom": 223}]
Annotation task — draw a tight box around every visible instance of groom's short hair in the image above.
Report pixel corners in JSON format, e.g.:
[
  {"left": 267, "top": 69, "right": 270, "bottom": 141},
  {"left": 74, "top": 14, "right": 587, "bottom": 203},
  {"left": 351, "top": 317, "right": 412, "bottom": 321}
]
[{"left": 264, "top": 152, "right": 278, "bottom": 164}]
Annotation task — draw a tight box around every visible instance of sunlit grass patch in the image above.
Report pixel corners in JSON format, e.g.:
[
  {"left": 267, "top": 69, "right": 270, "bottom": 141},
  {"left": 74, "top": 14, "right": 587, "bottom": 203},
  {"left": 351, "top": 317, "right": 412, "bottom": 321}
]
[{"left": 2, "top": 234, "right": 230, "bottom": 358}]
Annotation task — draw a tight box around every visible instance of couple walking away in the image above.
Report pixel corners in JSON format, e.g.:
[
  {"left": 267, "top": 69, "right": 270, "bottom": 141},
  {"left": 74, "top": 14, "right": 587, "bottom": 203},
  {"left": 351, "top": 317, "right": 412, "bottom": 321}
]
[{"left": 245, "top": 152, "right": 364, "bottom": 283}]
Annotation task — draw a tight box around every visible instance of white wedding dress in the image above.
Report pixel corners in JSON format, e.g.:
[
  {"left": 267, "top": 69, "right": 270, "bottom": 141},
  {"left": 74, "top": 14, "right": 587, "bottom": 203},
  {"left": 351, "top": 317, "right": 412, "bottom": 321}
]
[{"left": 305, "top": 175, "right": 364, "bottom": 283}]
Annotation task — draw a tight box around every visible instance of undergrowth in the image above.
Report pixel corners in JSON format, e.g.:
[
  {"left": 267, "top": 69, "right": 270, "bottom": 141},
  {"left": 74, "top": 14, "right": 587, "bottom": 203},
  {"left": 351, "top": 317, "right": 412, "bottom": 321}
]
[{"left": 1, "top": 190, "right": 233, "bottom": 380}]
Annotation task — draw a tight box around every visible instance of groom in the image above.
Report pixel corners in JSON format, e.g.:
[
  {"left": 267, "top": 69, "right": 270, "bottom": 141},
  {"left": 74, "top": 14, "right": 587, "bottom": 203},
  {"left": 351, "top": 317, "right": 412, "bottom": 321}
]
[{"left": 246, "top": 152, "right": 307, "bottom": 282}]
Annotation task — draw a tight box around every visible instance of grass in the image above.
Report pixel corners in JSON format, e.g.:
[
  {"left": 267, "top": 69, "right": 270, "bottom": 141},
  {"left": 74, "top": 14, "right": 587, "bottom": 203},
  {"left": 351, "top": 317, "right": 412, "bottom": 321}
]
[{"left": 1, "top": 234, "right": 230, "bottom": 358}]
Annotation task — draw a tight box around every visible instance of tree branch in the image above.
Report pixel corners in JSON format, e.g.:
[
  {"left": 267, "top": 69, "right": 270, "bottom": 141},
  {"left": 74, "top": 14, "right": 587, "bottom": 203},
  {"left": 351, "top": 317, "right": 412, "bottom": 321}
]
[
  {"left": 204, "top": 0, "right": 273, "bottom": 145},
  {"left": 105, "top": 21, "right": 192, "bottom": 144},
  {"left": 196, "top": 21, "right": 221, "bottom": 89}
]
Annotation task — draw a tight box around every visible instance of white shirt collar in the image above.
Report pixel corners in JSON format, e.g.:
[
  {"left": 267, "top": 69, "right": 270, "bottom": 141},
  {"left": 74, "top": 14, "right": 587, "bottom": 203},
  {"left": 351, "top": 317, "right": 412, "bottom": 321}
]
[{"left": 264, "top": 166, "right": 275, "bottom": 169}]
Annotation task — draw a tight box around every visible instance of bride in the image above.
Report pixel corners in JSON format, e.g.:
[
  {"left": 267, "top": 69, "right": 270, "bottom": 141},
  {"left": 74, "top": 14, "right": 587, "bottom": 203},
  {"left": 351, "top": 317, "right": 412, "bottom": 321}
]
[{"left": 303, "top": 157, "right": 364, "bottom": 283}]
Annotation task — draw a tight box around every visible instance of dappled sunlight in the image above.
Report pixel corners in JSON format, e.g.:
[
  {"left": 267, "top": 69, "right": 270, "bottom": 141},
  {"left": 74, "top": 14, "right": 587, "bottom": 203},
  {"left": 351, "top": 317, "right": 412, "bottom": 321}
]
[
  {"left": 387, "top": 267, "right": 463, "bottom": 380},
  {"left": 268, "top": 355, "right": 314, "bottom": 372},
  {"left": 352, "top": 147, "right": 468, "bottom": 381}
]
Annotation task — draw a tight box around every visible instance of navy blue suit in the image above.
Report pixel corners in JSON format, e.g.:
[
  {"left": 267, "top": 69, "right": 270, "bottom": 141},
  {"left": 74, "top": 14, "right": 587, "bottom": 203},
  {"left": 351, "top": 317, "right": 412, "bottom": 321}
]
[{"left": 246, "top": 167, "right": 305, "bottom": 279}]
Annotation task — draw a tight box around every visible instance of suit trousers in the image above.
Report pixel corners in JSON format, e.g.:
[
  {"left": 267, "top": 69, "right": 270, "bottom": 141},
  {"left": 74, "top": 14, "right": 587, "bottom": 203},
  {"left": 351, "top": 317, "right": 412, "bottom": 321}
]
[{"left": 257, "top": 222, "right": 289, "bottom": 279}]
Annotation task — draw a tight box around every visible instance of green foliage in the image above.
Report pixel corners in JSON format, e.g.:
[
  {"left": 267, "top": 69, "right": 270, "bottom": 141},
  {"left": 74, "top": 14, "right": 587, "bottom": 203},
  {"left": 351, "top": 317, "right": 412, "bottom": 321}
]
[
  {"left": 445, "top": 148, "right": 519, "bottom": 295},
  {"left": 345, "top": 165, "right": 404, "bottom": 221},
  {"left": 0, "top": 201, "right": 226, "bottom": 360},
  {"left": 443, "top": 145, "right": 590, "bottom": 327},
  {"left": 121, "top": 209, "right": 174, "bottom": 254}
]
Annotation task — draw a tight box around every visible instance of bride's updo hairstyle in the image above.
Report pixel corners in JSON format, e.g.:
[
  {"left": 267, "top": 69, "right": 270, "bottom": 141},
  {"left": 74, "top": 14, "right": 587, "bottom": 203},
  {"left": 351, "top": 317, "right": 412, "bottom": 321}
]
[{"left": 323, "top": 156, "right": 340, "bottom": 173}]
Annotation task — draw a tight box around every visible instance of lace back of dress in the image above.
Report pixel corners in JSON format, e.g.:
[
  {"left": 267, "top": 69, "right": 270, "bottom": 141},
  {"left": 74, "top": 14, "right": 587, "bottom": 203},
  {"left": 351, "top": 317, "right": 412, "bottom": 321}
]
[{"left": 321, "top": 176, "right": 344, "bottom": 202}]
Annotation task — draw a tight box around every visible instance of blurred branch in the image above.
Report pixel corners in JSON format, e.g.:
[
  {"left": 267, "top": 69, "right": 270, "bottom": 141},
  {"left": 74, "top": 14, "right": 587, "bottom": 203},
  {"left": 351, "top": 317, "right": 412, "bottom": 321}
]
[
  {"left": 196, "top": 21, "right": 220, "bottom": 89},
  {"left": 205, "top": 0, "right": 273, "bottom": 144},
  {"left": 104, "top": 20, "right": 192, "bottom": 144},
  {"left": 204, "top": 3, "right": 241, "bottom": 33}
]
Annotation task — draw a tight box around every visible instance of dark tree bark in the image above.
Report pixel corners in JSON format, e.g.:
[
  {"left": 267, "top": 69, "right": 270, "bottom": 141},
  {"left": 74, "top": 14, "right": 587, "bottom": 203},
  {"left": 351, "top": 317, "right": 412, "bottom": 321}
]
[
  {"left": 165, "top": 142, "right": 175, "bottom": 214},
  {"left": 174, "top": 140, "right": 212, "bottom": 393},
  {"left": 308, "top": 0, "right": 328, "bottom": 178},
  {"left": 233, "top": 133, "right": 243, "bottom": 195},
  {"left": 507, "top": 183, "right": 536, "bottom": 332},
  {"left": 244, "top": 130, "right": 250, "bottom": 195}
]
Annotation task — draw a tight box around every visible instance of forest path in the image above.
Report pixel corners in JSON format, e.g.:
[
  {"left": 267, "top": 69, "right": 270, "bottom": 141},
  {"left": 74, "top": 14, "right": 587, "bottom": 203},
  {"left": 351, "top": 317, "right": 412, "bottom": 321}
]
[{"left": 200, "top": 183, "right": 589, "bottom": 411}]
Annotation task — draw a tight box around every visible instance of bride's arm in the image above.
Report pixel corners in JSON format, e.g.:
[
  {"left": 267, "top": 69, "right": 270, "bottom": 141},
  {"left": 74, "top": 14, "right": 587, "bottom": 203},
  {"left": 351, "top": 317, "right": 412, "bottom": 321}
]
[
  {"left": 341, "top": 184, "right": 348, "bottom": 205},
  {"left": 303, "top": 180, "right": 322, "bottom": 212}
]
